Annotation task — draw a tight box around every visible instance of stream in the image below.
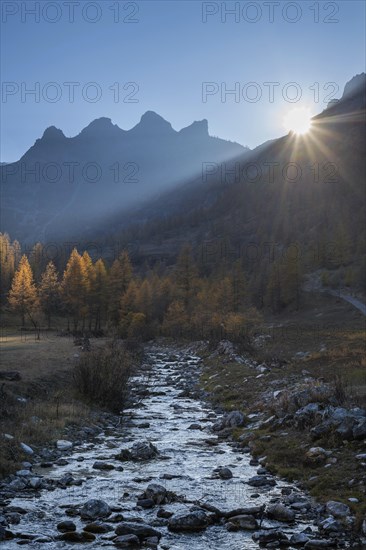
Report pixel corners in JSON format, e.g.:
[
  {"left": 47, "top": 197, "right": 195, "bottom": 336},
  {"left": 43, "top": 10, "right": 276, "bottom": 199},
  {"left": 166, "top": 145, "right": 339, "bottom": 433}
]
[{"left": 2, "top": 346, "right": 321, "bottom": 549}]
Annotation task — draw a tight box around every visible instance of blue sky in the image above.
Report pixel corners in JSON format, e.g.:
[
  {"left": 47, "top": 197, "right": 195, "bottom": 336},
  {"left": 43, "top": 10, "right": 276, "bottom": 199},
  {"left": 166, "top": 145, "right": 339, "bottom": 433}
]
[{"left": 1, "top": 0, "right": 365, "bottom": 161}]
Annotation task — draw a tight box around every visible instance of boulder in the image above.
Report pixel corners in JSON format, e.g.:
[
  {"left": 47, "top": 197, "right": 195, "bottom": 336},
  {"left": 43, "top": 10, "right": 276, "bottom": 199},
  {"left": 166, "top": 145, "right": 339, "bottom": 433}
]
[
  {"left": 28, "top": 477, "right": 42, "bottom": 489},
  {"left": 168, "top": 510, "right": 209, "bottom": 532},
  {"left": 290, "top": 532, "right": 310, "bottom": 545},
  {"left": 267, "top": 503, "right": 295, "bottom": 522},
  {"left": 80, "top": 499, "right": 111, "bottom": 520},
  {"left": 226, "top": 506, "right": 264, "bottom": 518},
  {"left": 335, "top": 417, "right": 357, "bottom": 440},
  {"left": 325, "top": 500, "right": 350, "bottom": 518},
  {"left": 304, "top": 447, "right": 331, "bottom": 466},
  {"left": 115, "top": 522, "right": 161, "bottom": 540},
  {"left": 212, "top": 410, "right": 245, "bottom": 431},
  {"left": 57, "top": 521, "right": 76, "bottom": 532},
  {"left": 114, "top": 534, "right": 140, "bottom": 547},
  {"left": 56, "top": 440, "right": 73, "bottom": 451},
  {"left": 320, "top": 517, "right": 342, "bottom": 532},
  {"left": 59, "top": 531, "right": 95, "bottom": 542},
  {"left": 127, "top": 441, "right": 159, "bottom": 461},
  {"left": 20, "top": 443, "right": 34, "bottom": 455},
  {"left": 143, "top": 483, "right": 167, "bottom": 505},
  {"left": 92, "top": 461, "right": 115, "bottom": 470},
  {"left": 252, "top": 529, "right": 288, "bottom": 544},
  {"left": 227, "top": 514, "right": 258, "bottom": 530},
  {"left": 8, "top": 479, "right": 26, "bottom": 491},
  {"left": 248, "top": 475, "right": 276, "bottom": 487},
  {"left": 213, "top": 467, "right": 233, "bottom": 479},
  {"left": 353, "top": 418, "right": 366, "bottom": 439},
  {"left": 83, "top": 522, "right": 113, "bottom": 533},
  {"left": 16, "top": 470, "right": 31, "bottom": 477},
  {"left": 310, "top": 421, "right": 333, "bottom": 440}
]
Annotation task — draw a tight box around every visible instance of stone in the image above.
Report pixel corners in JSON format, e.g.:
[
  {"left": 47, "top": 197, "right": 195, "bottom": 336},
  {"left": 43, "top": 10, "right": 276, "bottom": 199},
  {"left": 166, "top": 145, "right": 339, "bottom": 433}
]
[
  {"left": 325, "top": 500, "right": 351, "bottom": 518},
  {"left": 226, "top": 506, "right": 264, "bottom": 518},
  {"left": 137, "top": 499, "right": 155, "bottom": 509},
  {"left": 212, "top": 410, "right": 245, "bottom": 431},
  {"left": 117, "top": 441, "right": 159, "bottom": 461},
  {"left": 16, "top": 470, "right": 31, "bottom": 477},
  {"left": 157, "top": 508, "right": 173, "bottom": 519},
  {"left": 252, "top": 529, "right": 288, "bottom": 544},
  {"left": 114, "top": 534, "right": 140, "bottom": 547},
  {"left": 353, "top": 418, "right": 366, "bottom": 439},
  {"left": 304, "top": 541, "right": 334, "bottom": 548},
  {"left": 56, "top": 440, "right": 73, "bottom": 451},
  {"left": 83, "top": 521, "right": 113, "bottom": 533},
  {"left": 168, "top": 510, "right": 209, "bottom": 532},
  {"left": 228, "top": 514, "right": 258, "bottom": 530},
  {"left": 248, "top": 475, "right": 276, "bottom": 487},
  {"left": 28, "top": 477, "right": 42, "bottom": 489},
  {"left": 267, "top": 503, "right": 295, "bottom": 522},
  {"left": 320, "top": 517, "right": 342, "bottom": 532},
  {"left": 92, "top": 461, "right": 115, "bottom": 470},
  {"left": 5, "top": 513, "right": 21, "bottom": 525},
  {"left": 290, "top": 532, "right": 310, "bottom": 545},
  {"left": 335, "top": 418, "right": 357, "bottom": 440},
  {"left": 80, "top": 499, "right": 111, "bottom": 520},
  {"left": 59, "top": 531, "right": 95, "bottom": 542},
  {"left": 57, "top": 521, "right": 77, "bottom": 532},
  {"left": 143, "top": 483, "right": 167, "bottom": 505},
  {"left": 20, "top": 443, "right": 34, "bottom": 455},
  {"left": 304, "top": 447, "right": 331, "bottom": 466},
  {"left": 214, "top": 467, "right": 233, "bottom": 479},
  {"left": 34, "top": 536, "right": 53, "bottom": 543},
  {"left": 58, "top": 473, "right": 75, "bottom": 486},
  {"left": 115, "top": 522, "right": 162, "bottom": 540}
]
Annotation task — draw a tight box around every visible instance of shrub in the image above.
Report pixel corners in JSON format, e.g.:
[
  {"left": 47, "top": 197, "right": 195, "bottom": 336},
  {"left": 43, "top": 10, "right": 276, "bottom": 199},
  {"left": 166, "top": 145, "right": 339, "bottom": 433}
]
[{"left": 73, "top": 341, "right": 135, "bottom": 412}]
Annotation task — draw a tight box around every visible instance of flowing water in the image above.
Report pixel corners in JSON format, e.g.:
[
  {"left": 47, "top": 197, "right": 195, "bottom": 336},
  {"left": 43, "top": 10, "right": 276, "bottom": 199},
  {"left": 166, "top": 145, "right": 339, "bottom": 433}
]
[{"left": 3, "top": 346, "right": 318, "bottom": 549}]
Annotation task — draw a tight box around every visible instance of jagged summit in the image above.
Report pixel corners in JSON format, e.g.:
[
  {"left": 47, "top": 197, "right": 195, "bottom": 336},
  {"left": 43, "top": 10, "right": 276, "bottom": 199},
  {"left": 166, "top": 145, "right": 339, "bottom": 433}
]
[
  {"left": 131, "top": 111, "right": 174, "bottom": 135},
  {"left": 179, "top": 119, "right": 209, "bottom": 138},
  {"left": 42, "top": 126, "right": 65, "bottom": 140},
  {"left": 342, "top": 72, "right": 366, "bottom": 98},
  {"left": 78, "top": 117, "right": 122, "bottom": 138}
]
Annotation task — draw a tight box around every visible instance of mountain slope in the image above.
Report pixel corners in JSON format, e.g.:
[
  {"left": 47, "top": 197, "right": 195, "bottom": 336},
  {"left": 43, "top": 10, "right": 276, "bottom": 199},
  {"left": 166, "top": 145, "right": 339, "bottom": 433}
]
[
  {"left": 0, "top": 113, "right": 247, "bottom": 243},
  {"left": 106, "top": 74, "right": 365, "bottom": 289}
]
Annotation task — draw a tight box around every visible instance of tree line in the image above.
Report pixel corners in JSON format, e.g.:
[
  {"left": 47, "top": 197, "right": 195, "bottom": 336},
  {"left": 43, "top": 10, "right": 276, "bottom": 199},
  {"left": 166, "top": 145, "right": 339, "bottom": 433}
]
[{"left": 1, "top": 234, "right": 270, "bottom": 345}]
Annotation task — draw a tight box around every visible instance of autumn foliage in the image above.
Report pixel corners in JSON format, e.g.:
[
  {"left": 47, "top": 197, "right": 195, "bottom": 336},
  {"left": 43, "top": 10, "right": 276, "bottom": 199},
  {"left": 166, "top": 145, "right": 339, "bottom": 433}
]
[{"left": 1, "top": 235, "right": 281, "bottom": 346}]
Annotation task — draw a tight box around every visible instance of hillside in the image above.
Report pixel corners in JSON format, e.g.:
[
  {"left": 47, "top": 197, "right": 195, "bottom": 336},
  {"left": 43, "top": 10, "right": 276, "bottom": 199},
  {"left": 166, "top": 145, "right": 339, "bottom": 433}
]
[
  {"left": 103, "top": 74, "right": 366, "bottom": 298},
  {"left": 0, "top": 113, "right": 247, "bottom": 243}
]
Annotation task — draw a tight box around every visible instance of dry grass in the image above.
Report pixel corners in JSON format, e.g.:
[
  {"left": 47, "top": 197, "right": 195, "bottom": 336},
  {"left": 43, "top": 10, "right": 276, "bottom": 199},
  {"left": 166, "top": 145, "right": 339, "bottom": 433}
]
[
  {"left": 0, "top": 322, "right": 105, "bottom": 477},
  {"left": 199, "top": 292, "right": 366, "bottom": 530}
]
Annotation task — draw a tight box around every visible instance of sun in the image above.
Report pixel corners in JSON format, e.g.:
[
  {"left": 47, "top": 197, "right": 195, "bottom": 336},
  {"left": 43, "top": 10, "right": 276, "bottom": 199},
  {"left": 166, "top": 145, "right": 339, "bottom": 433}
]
[{"left": 283, "top": 107, "right": 313, "bottom": 135}]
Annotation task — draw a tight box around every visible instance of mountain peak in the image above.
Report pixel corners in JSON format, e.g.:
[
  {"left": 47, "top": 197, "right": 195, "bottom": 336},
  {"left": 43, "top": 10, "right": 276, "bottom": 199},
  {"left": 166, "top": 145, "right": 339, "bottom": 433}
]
[
  {"left": 42, "top": 126, "right": 65, "bottom": 140},
  {"left": 79, "top": 117, "right": 122, "bottom": 138},
  {"left": 179, "top": 119, "right": 209, "bottom": 138},
  {"left": 342, "top": 72, "right": 366, "bottom": 98},
  {"left": 131, "top": 111, "right": 174, "bottom": 135}
]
